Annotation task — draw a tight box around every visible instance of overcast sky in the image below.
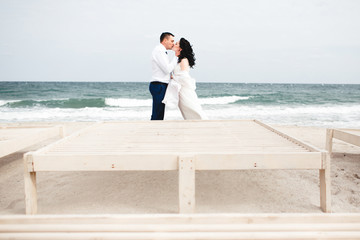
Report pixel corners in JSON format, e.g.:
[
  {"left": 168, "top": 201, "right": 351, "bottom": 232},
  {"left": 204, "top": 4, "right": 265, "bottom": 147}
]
[{"left": 0, "top": 0, "right": 359, "bottom": 84}]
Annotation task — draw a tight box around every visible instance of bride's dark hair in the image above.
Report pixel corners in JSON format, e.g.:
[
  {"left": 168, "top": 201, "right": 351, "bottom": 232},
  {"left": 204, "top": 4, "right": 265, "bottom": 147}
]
[{"left": 178, "top": 38, "right": 196, "bottom": 68}]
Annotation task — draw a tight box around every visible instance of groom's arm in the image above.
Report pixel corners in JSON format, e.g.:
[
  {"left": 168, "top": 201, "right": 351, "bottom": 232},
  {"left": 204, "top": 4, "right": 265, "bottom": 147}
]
[{"left": 154, "top": 51, "right": 177, "bottom": 74}]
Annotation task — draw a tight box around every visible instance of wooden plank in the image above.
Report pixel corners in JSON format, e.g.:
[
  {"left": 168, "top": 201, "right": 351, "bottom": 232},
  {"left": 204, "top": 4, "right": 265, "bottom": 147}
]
[
  {"left": 30, "top": 152, "right": 323, "bottom": 172},
  {"left": 31, "top": 154, "right": 179, "bottom": 171},
  {"left": 47, "top": 143, "right": 306, "bottom": 150},
  {"left": 178, "top": 155, "right": 195, "bottom": 214},
  {"left": 1, "top": 231, "right": 360, "bottom": 240},
  {"left": 333, "top": 129, "right": 360, "bottom": 147},
  {"left": 2, "top": 213, "right": 360, "bottom": 225},
  {"left": 43, "top": 148, "right": 308, "bottom": 155},
  {"left": 196, "top": 153, "right": 322, "bottom": 170},
  {"left": 42, "top": 149, "right": 308, "bottom": 154},
  {"left": 2, "top": 223, "right": 360, "bottom": 232},
  {"left": 332, "top": 128, "right": 360, "bottom": 133}
]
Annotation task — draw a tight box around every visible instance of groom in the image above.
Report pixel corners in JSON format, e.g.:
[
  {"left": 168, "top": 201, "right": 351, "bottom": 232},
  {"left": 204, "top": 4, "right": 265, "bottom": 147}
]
[{"left": 149, "top": 32, "right": 177, "bottom": 120}]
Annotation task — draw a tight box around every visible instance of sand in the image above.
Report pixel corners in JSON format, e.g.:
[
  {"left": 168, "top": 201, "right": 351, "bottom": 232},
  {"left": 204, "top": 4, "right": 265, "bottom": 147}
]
[{"left": 0, "top": 122, "right": 359, "bottom": 215}]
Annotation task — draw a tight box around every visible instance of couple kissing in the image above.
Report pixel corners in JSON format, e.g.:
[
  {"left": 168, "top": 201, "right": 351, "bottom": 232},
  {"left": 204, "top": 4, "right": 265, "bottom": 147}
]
[{"left": 149, "top": 32, "right": 207, "bottom": 121}]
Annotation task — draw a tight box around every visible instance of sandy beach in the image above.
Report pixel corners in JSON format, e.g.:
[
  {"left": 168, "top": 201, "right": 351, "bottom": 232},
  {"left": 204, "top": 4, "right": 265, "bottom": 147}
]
[{"left": 0, "top": 121, "right": 359, "bottom": 215}]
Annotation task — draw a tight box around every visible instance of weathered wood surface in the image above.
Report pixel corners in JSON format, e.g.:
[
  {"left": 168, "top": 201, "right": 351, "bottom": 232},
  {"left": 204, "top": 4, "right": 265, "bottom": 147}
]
[
  {"left": 1, "top": 213, "right": 360, "bottom": 240},
  {"left": 0, "top": 125, "right": 63, "bottom": 158},
  {"left": 27, "top": 120, "right": 324, "bottom": 171},
  {"left": 24, "top": 120, "right": 330, "bottom": 214}
]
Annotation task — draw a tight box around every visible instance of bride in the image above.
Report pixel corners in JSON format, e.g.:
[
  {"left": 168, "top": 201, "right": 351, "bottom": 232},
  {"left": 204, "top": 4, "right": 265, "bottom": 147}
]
[{"left": 162, "top": 38, "right": 207, "bottom": 120}]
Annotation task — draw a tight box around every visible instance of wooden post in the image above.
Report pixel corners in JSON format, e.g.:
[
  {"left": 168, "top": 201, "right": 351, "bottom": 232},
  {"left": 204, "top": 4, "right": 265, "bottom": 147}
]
[
  {"left": 24, "top": 153, "right": 37, "bottom": 215},
  {"left": 325, "top": 129, "right": 334, "bottom": 155},
  {"left": 59, "top": 125, "right": 65, "bottom": 138},
  {"left": 319, "top": 129, "right": 333, "bottom": 213},
  {"left": 178, "top": 155, "right": 195, "bottom": 213},
  {"left": 320, "top": 152, "right": 331, "bottom": 213}
]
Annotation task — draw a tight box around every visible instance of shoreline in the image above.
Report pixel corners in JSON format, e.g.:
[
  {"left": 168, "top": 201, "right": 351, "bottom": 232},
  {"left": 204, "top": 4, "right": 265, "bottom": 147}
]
[{"left": 0, "top": 121, "right": 359, "bottom": 215}]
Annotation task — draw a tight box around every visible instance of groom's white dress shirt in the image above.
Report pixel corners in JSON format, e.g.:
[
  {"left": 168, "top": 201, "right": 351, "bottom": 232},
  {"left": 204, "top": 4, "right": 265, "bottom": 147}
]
[{"left": 151, "top": 44, "right": 177, "bottom": 84}]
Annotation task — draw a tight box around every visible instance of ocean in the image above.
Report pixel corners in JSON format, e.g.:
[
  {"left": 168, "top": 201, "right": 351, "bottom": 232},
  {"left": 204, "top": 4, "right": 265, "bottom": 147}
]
[{"left": 1, "top": 81, "right": 359, "bottom": 128}]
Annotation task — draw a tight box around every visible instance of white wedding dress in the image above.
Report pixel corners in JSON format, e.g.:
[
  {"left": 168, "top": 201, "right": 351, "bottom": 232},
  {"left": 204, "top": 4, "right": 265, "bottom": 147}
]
[{"left": 162, "top": 63, "right": 207, "bottom": 120}]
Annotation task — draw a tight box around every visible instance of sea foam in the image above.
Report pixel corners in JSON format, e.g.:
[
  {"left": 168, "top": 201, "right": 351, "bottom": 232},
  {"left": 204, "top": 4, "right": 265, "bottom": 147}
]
[
  {"left": 105, "top": 98, "right": 152, "bottom": 107},
  {"left": 1, "top": 103, "right": 359, "bottom": 128},
  {"left": 105, "top": 96, "right": 248, "bottom": 107},
  {"left": 199, "top": 96, "right": 250, "bottom": 105}
]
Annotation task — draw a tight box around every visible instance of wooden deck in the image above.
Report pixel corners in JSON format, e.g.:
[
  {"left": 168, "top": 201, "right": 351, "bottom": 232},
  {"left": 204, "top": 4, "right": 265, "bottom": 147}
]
[
  {"left": 0, "top": 125, "right": 64, "bottom": 159},
  {"left": 2, "top": 213, "right": 360, "bottom": 239},
  {"left": 24, "top": 120, "right": 330, "bottom": 214}
]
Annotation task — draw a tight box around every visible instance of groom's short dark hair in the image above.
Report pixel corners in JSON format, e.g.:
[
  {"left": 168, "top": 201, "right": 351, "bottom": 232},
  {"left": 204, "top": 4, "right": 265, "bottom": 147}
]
[{"left": 160, "top": 32, "right": 174, "bottom": 43}]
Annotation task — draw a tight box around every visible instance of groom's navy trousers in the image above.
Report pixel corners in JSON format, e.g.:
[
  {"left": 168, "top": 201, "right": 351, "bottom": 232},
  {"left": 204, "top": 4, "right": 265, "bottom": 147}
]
[{"left": 149, "top": 81, "right": 168, "bottom": 120}]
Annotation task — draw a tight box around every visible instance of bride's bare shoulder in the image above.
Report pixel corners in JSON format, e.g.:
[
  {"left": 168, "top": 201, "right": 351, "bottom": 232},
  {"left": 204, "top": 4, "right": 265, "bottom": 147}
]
[{"left": 180, "top": 58, "right": 189, "bottom": 71}]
